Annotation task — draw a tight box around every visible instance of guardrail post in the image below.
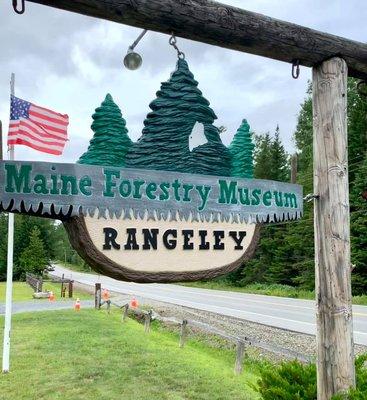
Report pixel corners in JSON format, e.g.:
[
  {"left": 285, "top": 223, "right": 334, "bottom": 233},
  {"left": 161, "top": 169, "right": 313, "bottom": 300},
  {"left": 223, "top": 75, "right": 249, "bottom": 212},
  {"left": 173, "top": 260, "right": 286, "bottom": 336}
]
[
  {"left": 122, "top": 304, "right": 129, "bottom": 322},
  {"left": 179, "top": 319, "right": 188, "bottom": 348},
  {"left": 68, "top": 281, "right": 73, "bottom": 298},
  {"left": 144, "top": 310, "right": 152, "bottom": 333},
  {"left": 95, "top": 283, "right": 101, "bottom": 309},
  {"left": 234, "top": 341, "right": 245, "bottom": 375}
]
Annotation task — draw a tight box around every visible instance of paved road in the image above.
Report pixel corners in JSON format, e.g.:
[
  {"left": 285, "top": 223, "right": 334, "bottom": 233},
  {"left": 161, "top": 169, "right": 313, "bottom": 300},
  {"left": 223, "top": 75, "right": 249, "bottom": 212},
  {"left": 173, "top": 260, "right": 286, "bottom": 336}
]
[{"left": 53, "top": 265, "right": 367, "bottom": 346}]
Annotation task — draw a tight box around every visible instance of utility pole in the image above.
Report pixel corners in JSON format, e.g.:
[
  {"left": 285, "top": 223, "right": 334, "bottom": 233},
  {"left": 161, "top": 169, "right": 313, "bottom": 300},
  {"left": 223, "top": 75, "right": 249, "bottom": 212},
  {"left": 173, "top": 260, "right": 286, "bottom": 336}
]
[
  {"left": 2, "top": 74, "right": 15, "bottom": 373},
  {"left": 313, "top": 57, "right": 355, "bottom": 399}
]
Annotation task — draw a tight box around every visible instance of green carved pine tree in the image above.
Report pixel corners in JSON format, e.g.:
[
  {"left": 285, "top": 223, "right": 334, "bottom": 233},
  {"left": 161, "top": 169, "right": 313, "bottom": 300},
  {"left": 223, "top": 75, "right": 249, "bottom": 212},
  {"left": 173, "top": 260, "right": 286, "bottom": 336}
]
[
  {"left": 229, "top": 119, "right": 254, "bottom": 178},
  {"left": 78, "top": 94, "right": 132, "bottom": 166},
  {"left": 125, "top": 58, "right": 231, "bottom": 176}
]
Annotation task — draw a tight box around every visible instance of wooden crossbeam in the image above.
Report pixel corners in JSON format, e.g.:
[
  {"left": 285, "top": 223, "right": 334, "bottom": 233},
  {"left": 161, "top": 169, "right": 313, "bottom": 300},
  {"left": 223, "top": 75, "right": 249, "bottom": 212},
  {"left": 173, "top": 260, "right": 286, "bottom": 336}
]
[{"left": 26, "top": 0, "right": 367, "bottom": 79}]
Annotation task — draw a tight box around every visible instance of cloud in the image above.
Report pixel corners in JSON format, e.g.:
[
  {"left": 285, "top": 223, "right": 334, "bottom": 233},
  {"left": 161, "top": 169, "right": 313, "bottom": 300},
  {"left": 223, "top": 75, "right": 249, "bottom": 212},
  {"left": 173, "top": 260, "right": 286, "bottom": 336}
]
[{"left": 0, "top": 0, "right": 364, "bottom": 162}]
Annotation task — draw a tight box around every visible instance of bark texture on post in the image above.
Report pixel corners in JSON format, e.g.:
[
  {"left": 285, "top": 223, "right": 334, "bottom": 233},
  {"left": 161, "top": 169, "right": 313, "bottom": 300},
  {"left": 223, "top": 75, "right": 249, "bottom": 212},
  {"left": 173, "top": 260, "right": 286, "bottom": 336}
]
[
  {"left": 313, "top": 57, "right": 355, "bottom": 399},
  {"left": 234, "top": 341, "right": 245, "bottom": 375},
  {"left": 179, "top": 320, "right": 188, "bottom": 348},
  {"left": 95, "top": 283, "right": 101, "bottom": 309}
]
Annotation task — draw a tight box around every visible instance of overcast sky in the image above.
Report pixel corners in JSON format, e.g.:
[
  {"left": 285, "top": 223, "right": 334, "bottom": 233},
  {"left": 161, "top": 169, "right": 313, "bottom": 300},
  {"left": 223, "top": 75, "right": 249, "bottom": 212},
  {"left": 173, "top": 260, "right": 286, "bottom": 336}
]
[{"left": 0, "top": 0, "right": 365, "bottom": 163}]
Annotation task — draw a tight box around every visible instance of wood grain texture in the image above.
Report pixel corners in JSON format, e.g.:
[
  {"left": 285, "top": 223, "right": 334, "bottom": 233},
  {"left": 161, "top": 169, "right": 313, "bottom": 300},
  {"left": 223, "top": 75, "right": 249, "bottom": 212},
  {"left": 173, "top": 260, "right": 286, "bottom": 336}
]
[
  {"left": 63, "top": 215, "right": 260, "bottom": 283},
  {"left": 234, "top": 340, "right": 245, "bottom": 375},
  {"left": 313, "top": 57, "right": 355, "bottom": 399},
  {"left": 26, "top": 0, "right": 367, "bottom": 79},
  {"left": 179, "top": 319, "right": 188, "bottom": 348}
]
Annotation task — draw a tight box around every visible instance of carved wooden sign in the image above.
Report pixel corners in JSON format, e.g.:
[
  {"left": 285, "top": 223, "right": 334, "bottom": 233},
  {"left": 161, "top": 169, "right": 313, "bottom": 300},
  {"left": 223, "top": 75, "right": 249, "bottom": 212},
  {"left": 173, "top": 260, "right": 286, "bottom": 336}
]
[
  {"left": 0, "top": 58, "right": 303, "bottom": 282},
  {"left": 0, "top": 160, "right": 302, "bottom": 282}
]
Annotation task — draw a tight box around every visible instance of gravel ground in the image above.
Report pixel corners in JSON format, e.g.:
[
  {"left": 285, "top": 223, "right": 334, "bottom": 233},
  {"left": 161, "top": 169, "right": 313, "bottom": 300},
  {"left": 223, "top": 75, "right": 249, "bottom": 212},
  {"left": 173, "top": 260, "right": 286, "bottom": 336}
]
[{"left": 73, "top": 281, "right": 367, "bottom": 362}]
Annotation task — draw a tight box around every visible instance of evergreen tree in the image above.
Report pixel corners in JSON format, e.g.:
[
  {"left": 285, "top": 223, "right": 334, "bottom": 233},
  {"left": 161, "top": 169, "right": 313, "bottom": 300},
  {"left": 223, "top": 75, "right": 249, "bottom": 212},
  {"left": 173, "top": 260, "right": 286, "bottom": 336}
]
[
  {"left": 79, "top": 94, "right": 132, "bottom": 166},
  {"left": 294, "top": 85, "right": 313, "bottom": 173},
  {"left": 241, "top": 117, "right": 312, "bottom": 287},
  {"left": 350, "top": 152, "right": 367, "bottom": 294},
  {"left": 229, "top": 119, "right": 255, "bottom": 178},
  {"left": 19, "top": 226, "right": 48, "bottom": 276},
  {"left": 125, "top": 58, "right": 231, "bottom": 176},
  {"left": 271, "top": 125, "right": 289, "bottom": 182},
  {"left": 241, "top": 78, "right": 367, "bottom": 292},
  {"left": 253, "top": 129, "right": 289, "bottom": 181},
  {"left": 347, "top": 79, "right": 367, "bottom": 182},
  {"left": 253, "top": 133, "right": 273, "bottom": 179}
]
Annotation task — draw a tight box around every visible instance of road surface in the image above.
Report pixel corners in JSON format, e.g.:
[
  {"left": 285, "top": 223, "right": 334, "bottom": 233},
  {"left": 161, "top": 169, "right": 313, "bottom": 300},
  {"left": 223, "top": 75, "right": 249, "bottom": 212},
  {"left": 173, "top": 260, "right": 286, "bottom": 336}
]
[{"left": 53, "top": 264, "right": 367, "bottom": 346}]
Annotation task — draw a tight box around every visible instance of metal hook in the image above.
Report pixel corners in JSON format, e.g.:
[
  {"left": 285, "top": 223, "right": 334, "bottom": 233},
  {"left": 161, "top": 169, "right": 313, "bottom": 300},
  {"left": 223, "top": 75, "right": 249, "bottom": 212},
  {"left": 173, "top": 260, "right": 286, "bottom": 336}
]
[
  {"left": 169, "top": 33, "right": 185, "bottom": 59},
  {"left": 357, "top": 80, "right": 367, "bottom": 98},
  {"left": 12, "top": 0, "right": 25, "bottom": 14},
  {"left": 292, "top": 59, "right": 300, "bottom": 79},
  {"left": 303, "top": 193, "right": 319, "bottom": 202}
]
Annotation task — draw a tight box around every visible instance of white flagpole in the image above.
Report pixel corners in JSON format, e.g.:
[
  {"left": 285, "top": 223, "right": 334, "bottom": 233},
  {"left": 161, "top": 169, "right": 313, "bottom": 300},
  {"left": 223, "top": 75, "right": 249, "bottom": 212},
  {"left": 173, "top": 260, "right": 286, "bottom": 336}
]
[{"left": 2, "top": 73, "right": 15, "bottom": 373}]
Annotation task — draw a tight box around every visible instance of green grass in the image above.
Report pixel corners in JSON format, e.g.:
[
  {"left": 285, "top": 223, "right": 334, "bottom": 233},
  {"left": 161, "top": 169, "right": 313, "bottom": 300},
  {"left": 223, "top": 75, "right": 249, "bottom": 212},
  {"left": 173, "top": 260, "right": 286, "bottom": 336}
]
[
  {"left": 0, "top": 281, "right": 92, "bottom": 302},
  {"left": 182, "top": 281, "right": 367, "bottom": 305},
  {"left": 0, "top": 309, "right": 261, "bottom": 400}
]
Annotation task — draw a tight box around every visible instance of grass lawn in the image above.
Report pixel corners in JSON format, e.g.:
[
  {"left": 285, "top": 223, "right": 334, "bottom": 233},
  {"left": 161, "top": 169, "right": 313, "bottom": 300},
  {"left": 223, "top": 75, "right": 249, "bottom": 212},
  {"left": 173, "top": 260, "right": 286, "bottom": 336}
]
[
  {"left": 0, "top": 281, "right": 92, "bottom": 303},
  {"left": 182, "top": 282, "right": 367, "bottom": 306},
  {"left": 0, "top": 309, "right": 261, "bottom": 400}
]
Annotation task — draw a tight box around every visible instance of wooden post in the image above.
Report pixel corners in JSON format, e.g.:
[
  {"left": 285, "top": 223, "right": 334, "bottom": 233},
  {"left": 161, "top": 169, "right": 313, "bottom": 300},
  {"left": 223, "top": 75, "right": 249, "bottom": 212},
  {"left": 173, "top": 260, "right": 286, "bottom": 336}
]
[
  {"left": 60, "top": 273, "right": 64, "bottom": 298},
  {"left": 313, "top": 57, "right": 355, "bottom": 399},
  {"left": 234, "top": 341, "right": 245, "bottom": 375},
  {"left": 95, "top": 283, "right": 101, "bottom": 309},
  {"left": 122, "top": 303, "right": 129, "bottom": 322},
  {"left": 291, "top": 154, "right": 297, "bottom": 184},
  {"left": 68, "top": 281, "right": 73, "bottom": 298},
  {"left": 144, "top": 310, "right": 152, "bottom": 333},
  {"left": 179, "top": 320, "right": 188, "bottom": 348}
]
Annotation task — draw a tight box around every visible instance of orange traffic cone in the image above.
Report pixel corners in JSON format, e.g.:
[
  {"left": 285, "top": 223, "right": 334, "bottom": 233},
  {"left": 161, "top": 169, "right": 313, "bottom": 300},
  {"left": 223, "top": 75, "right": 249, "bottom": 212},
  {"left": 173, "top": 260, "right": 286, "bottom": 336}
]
[
  {"left": 74, "top": 298, "right": 81, "bottom": 311},
  {"left": 130, "top": 297, "right": 139, "bottom": 309},
  {"left": 102, "top": 288, "right": 110, "bottom": 301},
  {"left": 48, "top": 291, "right": 55, "bottom": 302}
]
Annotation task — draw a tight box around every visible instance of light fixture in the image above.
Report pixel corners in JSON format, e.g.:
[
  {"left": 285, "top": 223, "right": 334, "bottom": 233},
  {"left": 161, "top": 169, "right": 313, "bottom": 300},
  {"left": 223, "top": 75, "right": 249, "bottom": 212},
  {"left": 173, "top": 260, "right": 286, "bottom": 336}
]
[{"left": 123, "top": 29, "right": 147, "bottom": 70}]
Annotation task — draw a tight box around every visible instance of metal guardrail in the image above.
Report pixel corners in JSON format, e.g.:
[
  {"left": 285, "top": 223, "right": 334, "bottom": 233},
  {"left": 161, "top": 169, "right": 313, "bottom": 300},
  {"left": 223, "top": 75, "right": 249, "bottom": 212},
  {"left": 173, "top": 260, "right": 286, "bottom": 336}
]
[
  {"left": 109, "top": 300, "right": 311, "bottom": 374},
  {"left": 25, "top": 273, "right": 43, "bottom": 293}
]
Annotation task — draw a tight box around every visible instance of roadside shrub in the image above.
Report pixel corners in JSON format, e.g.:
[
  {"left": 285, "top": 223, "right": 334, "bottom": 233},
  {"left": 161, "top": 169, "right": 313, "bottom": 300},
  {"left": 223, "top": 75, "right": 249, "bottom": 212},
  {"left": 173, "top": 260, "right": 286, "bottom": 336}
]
[
  {"left": 257, "top": 360, "right": 316, "bottom": 400},
  {"left": 257, "top": 355, "right": 367, "bottom": 400},
  {"left": 332, "top": 354, "right": 367, "bottom": 400}
]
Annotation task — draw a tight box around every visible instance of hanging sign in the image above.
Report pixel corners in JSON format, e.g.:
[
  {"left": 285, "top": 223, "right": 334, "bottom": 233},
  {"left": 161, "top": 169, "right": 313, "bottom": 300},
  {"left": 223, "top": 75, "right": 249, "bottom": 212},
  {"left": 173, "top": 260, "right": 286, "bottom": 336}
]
[
  {"left": 0, "top": 161, "right": 302, "bottom": 223},
  {"left": 0, "top": 160, "right": 302, "bottom": 282},
  {"left": 0, "top": 57, "right": 303, "bottom": 282}
]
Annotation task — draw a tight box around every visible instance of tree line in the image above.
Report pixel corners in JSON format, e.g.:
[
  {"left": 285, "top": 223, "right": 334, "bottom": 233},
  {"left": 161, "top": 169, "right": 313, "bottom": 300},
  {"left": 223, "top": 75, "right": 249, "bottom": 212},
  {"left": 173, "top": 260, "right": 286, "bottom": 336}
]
[
  {"left": 0, "top": 215, "right": 84, "bottom": 279},
  {"left": 230, "top": 79, "right": 367, "bottom": 295}
]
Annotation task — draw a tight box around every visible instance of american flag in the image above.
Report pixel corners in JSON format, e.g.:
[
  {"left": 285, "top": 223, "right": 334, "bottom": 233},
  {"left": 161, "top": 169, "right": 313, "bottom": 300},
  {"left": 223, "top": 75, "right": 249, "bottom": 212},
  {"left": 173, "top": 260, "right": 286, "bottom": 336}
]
[{"left": 8, "top": 95, "right": 69, "bottom": 155}]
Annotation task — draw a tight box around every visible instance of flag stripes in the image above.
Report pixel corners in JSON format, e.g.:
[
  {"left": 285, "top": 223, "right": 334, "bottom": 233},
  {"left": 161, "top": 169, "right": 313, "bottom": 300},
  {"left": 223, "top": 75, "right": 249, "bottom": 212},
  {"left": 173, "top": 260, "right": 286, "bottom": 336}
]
[{"left": 8, "top": 96, "right": 69, "bottom": 155}]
